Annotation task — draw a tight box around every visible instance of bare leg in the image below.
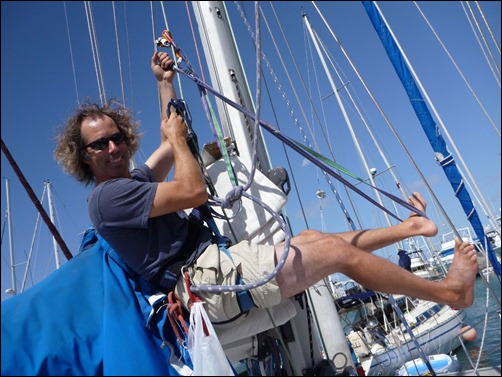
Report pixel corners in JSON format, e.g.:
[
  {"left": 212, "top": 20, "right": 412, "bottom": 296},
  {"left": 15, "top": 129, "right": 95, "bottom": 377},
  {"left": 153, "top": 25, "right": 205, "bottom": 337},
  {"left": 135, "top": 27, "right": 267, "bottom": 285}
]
[
  {"left": 274, "top": 192, "right": 478, "bottom": 308},
  {"left": 288, "top": 192, "right": 438, "bottom": 253}
]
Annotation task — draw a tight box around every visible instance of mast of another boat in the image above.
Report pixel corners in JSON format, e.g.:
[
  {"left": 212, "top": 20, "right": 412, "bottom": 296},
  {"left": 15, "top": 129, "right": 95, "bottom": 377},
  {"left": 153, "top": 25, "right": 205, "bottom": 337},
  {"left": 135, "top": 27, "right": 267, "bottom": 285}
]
[
  {"left": 46, "top": 180, "right": 61, "bottom": 269},
  {"left": 302, "top": 13, "right": 395, "bottom": 232},
  {"left": 5, "top": 178, "right": 17, "bottom": 296},
  {"left": 191, "top": 1, "right": 355, "bottom": 372}
]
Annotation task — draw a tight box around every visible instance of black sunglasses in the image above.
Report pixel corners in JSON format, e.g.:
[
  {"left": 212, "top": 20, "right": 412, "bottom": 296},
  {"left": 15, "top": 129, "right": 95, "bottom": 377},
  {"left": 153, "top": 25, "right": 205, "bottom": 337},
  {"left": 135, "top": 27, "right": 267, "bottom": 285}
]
[{"left": 83, "top": 132, "right": 126, "bottom": 151}]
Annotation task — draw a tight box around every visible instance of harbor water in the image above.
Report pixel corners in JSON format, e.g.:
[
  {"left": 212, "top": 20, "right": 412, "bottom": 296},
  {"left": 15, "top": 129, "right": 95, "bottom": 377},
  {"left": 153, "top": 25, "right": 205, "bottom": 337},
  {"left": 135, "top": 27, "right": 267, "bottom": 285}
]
[{"left": 453, "top": 272, "right": 501, "bottom": 372}]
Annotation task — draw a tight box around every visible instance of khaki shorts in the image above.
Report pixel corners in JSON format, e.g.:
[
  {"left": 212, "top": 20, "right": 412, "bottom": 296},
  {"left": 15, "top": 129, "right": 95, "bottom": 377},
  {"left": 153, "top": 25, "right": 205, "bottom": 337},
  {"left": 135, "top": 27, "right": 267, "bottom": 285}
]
[{"left": 174, "top": 241, "right": 281, "bottom": 327}]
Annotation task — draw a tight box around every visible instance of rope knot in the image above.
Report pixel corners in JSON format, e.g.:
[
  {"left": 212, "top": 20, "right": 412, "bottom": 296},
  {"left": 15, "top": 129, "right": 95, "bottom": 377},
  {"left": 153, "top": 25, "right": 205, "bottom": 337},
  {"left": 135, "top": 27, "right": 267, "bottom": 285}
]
[{"left": 220, "top": 185, "right": 243, "bottom": 209}]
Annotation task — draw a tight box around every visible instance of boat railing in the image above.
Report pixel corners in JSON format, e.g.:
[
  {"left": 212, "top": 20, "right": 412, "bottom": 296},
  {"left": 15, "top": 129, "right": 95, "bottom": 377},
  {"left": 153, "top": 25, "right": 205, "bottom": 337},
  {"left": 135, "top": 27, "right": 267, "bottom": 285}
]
[{"left": 441, "top": 227, "right": 474, "bottom": 245}]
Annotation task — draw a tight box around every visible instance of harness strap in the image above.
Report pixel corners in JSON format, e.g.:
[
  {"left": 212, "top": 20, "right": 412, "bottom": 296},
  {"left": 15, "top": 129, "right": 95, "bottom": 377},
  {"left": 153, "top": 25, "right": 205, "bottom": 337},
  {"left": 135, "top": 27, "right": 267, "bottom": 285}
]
[{"left": 189, "top": 205, "right": 257, "bottom": 314}]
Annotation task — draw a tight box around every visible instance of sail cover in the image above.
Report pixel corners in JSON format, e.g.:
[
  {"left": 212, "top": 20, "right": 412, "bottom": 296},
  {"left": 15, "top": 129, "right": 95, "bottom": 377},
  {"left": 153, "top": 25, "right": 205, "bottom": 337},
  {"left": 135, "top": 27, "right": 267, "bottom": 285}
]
[
  {"left": 362, "top": 1, "right": 501, "bottom": 277},
  {"left": 1, "top": 228, "right": 192, "bottom": 376}
]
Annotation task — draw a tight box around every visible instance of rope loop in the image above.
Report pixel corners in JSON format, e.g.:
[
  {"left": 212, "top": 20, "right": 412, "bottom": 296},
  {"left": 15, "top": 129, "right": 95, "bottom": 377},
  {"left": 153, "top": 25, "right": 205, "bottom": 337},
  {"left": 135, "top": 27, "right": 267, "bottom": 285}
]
[{"left": 218, "top": 185, "right": 244, "bottom": 209}]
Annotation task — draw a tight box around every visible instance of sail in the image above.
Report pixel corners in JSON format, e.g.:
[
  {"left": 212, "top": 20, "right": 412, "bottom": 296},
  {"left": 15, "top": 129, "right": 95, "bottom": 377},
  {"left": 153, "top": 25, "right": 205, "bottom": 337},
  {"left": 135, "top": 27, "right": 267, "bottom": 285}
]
[
  {"left": 1, "top": 228, "right": 192, "bottom": 376},
  {"left": 362, "top": 1, "right": 501, "bottom": 277}
]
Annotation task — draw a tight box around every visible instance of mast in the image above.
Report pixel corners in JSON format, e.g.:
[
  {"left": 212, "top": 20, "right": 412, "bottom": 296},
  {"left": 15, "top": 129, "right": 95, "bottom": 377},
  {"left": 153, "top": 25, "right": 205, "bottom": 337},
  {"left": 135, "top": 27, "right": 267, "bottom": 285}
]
[
  {"left": 46, "top": 181, "right": 61, "bottom": 269},
  {"left": 191, "top": 1, "right": 271, "bottom": 174},
  {"left": 5, "top": 178, "right": 17, "bottom": 296},
  {"left": 191, "top": 1, "right": 355, "bottom": 371},
  {"left": 302, "top": 13, "right": 396, "bottom": 234}
]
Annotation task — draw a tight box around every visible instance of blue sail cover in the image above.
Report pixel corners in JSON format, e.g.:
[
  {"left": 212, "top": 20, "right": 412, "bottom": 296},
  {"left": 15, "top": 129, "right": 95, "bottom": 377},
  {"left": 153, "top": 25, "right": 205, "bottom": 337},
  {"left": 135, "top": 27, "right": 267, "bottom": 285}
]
[
  {"left": 1, "top": 228, "right": 192, "bottom": 376},
  {"left": 362, "top": 1, "right": 501, "bottom": 277}
]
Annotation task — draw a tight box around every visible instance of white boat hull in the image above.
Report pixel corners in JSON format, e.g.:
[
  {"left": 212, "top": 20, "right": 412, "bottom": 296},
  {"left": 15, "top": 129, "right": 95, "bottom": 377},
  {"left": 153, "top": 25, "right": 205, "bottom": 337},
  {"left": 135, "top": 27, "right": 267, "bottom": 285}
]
[
  {"left": 357, "top": 303, "right": 465, "bottom": 376},
  {"left": 396, "top": 353, "right": 461, "bottom": 376}
]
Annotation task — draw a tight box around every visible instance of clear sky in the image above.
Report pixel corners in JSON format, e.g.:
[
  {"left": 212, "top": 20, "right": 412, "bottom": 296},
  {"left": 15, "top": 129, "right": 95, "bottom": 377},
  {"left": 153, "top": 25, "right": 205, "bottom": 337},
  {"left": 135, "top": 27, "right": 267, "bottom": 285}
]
[{"left": 2, "top": 1, "right": 500, "bottom": 301}]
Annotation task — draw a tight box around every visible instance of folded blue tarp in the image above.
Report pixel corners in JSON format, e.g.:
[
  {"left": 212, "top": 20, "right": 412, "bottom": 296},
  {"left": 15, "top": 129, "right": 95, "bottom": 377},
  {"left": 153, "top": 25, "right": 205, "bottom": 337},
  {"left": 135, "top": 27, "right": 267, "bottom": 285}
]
[{"left": 1, "top": 228, "right": 192, "bottom": 376}]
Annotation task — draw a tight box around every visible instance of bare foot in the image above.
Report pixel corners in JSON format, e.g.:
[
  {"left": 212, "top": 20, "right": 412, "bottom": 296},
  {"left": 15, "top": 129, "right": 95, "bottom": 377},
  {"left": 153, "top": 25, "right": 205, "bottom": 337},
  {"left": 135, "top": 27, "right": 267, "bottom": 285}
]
[
  {"left": 406, "top": 192, "right": 438, "bottom": 237},
  {"left": 441, "top": 238, "right": 478, "bottom": 308}
]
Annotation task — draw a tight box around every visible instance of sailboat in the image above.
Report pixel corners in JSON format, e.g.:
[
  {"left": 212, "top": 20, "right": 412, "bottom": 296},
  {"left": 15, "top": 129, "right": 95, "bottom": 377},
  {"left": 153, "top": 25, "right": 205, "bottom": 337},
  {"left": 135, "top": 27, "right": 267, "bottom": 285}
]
[
  {"left": 438, "top": 226, "right": 502, "bottom": 272},
  {"left": 346, "top": 294, "right": 466, "bottom": 376},
  {"left": 2, "top": 1, "right": 500, "bottom": 376}
]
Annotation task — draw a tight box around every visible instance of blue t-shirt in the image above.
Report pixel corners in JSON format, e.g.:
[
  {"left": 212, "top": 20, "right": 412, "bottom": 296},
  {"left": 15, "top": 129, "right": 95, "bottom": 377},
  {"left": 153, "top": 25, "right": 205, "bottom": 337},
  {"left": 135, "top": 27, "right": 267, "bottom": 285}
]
[{"left": 88, "top": 164, "right": 213, "bottom": 283}]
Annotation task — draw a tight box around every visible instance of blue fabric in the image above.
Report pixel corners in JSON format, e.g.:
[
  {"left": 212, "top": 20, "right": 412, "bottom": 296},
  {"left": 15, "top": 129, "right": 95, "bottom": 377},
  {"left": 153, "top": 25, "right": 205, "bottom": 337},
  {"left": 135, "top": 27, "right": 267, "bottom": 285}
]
[
  {"left": 362, "top": 1, "right": 501, "bottom": 277},
  {"left": 1, "top": 228, "right": 192, "bottom": 376}
]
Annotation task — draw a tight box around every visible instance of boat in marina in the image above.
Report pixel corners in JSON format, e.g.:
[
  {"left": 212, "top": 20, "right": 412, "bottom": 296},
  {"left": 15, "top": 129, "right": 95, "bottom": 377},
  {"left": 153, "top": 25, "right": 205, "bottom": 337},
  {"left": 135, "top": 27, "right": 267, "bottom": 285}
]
[
  {"left": 485, "top": 216, "right": 501, "bottom": 255},
  {"left": 403, "top": 240, "right": 445, "bottom": 281},
  {"left": 437, "top": 227, "right": 502, "bottom": 272},
  {"left": 333, "top": 278, "right": 468, "bottom": 376},
  {"left": 2, "top": 2, "right": 500, "bottom": 376},
  {"left": 351, "top": 298, "right": 466, "bottom": 376},
  {"left": 396, "top": 353, "right": 461, "bottom": 376}
]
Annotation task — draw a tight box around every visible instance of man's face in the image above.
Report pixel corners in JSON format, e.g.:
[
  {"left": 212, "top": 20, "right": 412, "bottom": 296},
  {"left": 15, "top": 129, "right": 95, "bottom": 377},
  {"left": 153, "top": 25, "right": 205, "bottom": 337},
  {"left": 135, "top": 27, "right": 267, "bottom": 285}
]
[{"left": 81, "top": 115, "right": 131, "bottom": 184}]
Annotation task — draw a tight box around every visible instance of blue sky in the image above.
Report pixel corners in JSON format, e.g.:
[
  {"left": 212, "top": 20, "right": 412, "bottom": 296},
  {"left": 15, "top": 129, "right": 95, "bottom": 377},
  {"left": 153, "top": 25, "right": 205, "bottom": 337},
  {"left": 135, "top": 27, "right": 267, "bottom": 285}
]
[{"left": 2, "top": 1, "right": 500, "bottom": 301}]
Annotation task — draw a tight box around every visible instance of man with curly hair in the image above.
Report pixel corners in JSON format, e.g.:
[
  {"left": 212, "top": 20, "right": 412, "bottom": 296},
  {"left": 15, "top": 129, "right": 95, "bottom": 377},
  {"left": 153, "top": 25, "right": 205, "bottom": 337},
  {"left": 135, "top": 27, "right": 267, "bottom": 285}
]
[{"left": 54, "top": 51, "right": 478, "bottom": 325}]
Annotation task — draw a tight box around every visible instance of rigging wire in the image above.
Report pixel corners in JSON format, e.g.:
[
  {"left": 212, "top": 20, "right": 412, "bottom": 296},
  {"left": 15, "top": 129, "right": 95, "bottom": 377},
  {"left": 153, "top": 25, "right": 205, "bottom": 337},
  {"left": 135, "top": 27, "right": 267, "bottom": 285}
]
[
  {"left": 413, "top": 1, "right": 500, "bottom": 138},
  {"left": 312, "top": 25, "right": 437, "bottom": 257},
  {"left": 466, "top": 1, "right": 501, "bottom": 78},
  {"left": 159, "top": 1, "right": 184, "bottom": 98},
  {"left": 122, "top": 1, "right": 135, "bottom": 109},
  {"left": 461, "top": 1, "right": 501, "bottom": 87},
  {"left": 312, "top": 1, "right": 501, "bottom": 240},
  {"left": 84, "top": 1, "right": 107, "bottom": 106},
  {"left": 185, "top": 1, "right": 207, "bottom": 84},
  {"left": 153, "top": 4, "right": 293, "bottom": 294},
  {"left": 20, "top": 186, "right": 47, "bottom": 293},
  {"left": 305, "top": 15, "right": 398, "bottom": 235},
  {"left": 381, "top": 1, "right": 501, "bottom": 241},
  {"left": 304, "top": 10, "right": 364, "bottom": 232},
  {"left": 111, "top": 1, "right": 126, "bottom": 106},
  {"left": 236, "top": 3, "right": 310, "bottom": 233},
  {"left": 63, "top": 1, "right": 80, "bottom": 105},
  {"left": 475, "top": 1, "right": 501, "bottom": 56},
  {"left": 302, "top": 17, "right": 364, "bottom": 231},
  {"left": 367, "top": 0, "right": 502, "bottom": 305},
  {"left": 250, "top": 2, "right": 360, "bottom": 231}
]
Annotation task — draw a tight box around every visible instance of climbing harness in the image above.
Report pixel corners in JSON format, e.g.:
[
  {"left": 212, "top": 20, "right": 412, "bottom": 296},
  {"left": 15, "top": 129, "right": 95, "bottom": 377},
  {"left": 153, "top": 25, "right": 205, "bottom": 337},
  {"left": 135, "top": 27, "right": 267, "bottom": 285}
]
[{"left": 188, "top": 204, "right": 257, "bottom": 317}]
